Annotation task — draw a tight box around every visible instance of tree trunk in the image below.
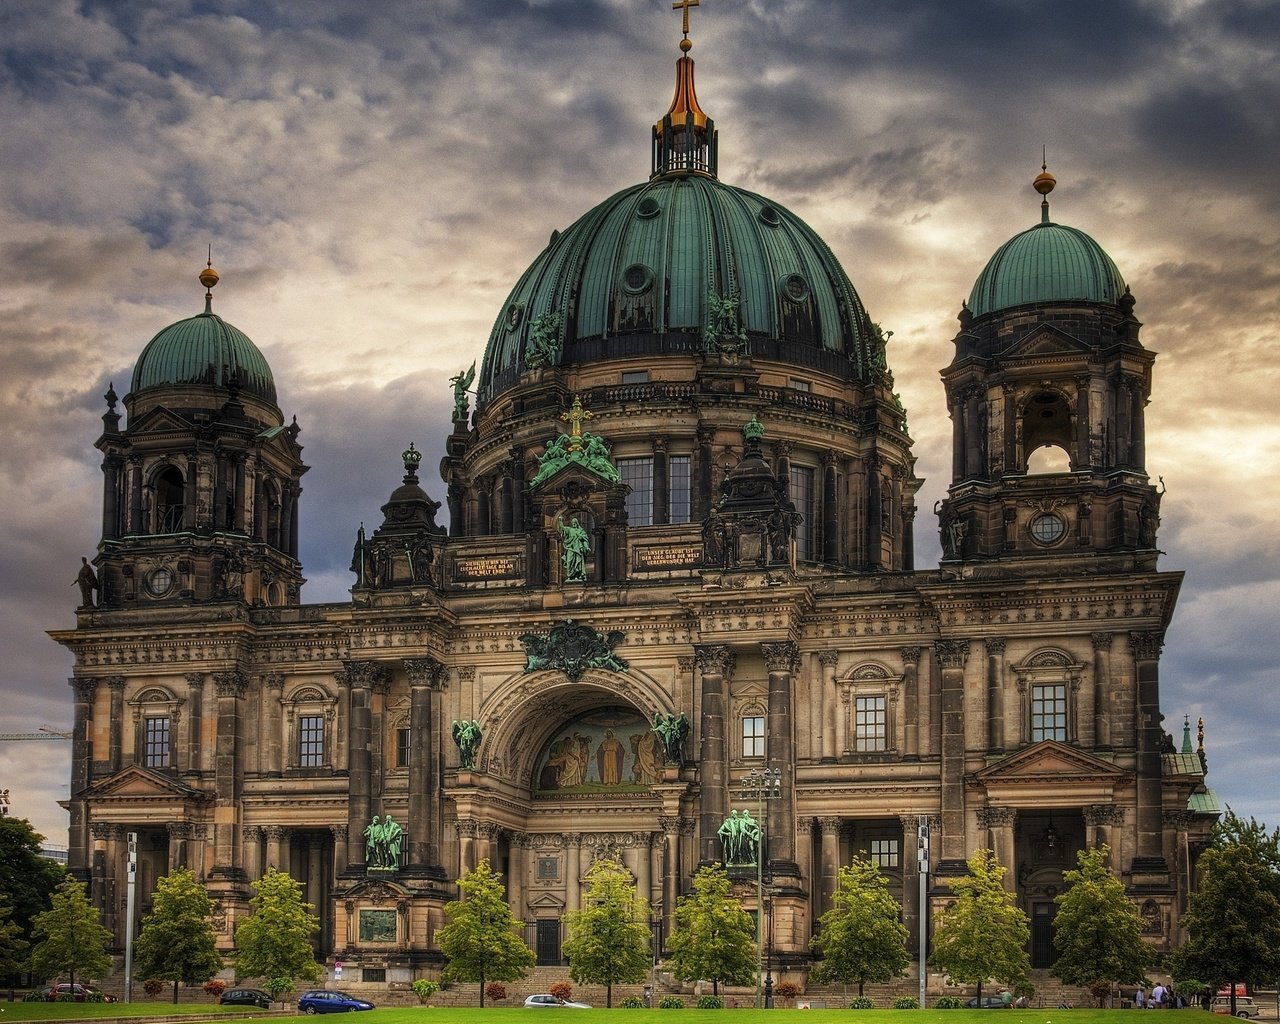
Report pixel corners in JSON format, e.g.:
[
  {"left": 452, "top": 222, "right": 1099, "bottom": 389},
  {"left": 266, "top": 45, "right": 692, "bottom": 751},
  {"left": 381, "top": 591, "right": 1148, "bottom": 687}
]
[
  {"left": 858, "top": 980, "right": 865, "bottom": 998},
  {"left": 977, "top": 982, "right": 983, "bottom": 1007},
  {"left": 173, "top": 980, "right": 179, "bottom": 1004},
  {"left": 479, "top": 980, "right": 485, "bottom": 1008},
  {"left": 607, "top": 983, "right": 613, "bottom": 1008}
]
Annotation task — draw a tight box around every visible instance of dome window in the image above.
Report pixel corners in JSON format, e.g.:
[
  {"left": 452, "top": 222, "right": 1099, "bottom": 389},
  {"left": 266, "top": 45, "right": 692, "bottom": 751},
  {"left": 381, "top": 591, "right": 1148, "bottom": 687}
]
[
  {"left": 780, "top": 273, "right": 810, "bottom": 304},
  {"left": 636, "top": 196, "right": 662, "bottom": 219},
  {"left": 506, "top": 304, "right": 523, "bottom": 331},
  {"left": 621, "top": 263, "right": 655, "bottom": 295},
  {"left": 1029, "top": 513, "right": 1067, "bottom": 546},
  {"left": 759, "top": 205, "right": 782, "bottom": 227}
]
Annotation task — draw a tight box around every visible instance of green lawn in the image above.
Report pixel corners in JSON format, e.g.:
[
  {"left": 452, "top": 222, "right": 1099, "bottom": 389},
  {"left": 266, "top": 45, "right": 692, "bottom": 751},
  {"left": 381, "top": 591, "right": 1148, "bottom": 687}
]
[{"left": 0, "top": 1007, "right": 1225, "bottom": 1024}]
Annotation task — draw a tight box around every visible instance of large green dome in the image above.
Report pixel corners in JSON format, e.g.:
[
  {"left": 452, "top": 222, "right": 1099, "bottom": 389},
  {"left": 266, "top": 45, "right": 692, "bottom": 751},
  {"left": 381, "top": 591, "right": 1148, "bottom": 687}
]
[
  {"left": 131, "top": 307, "right": 277, "bottom": 405},
  {"left": 478, "top": 174, "right": 879, "bottom": 405},
  {"left": 967, "top": 216, "right": 1126, "bottom": 319}
]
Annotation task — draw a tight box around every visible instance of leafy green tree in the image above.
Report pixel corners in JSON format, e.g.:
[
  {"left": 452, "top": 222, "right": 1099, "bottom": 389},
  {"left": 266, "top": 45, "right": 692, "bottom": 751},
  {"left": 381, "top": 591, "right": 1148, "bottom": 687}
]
[
  {"left": 233, "top": 868, "right": 320, "bottom": 1002},
  {"left": 809, "top": 856, "right": 911, "bottom": 996},
  {"left": 930, "top": 849, "right": 1030, "bottom": 1006},
  {"left": 0, "top": 902, "right": 30, "bottom": 995},
  {"left": 133, "top": 868, "right": 223, "bottom": 1003},
  {"left": 438, "top": 859, "right": 535, "bottom": 1007},
  {"left": 665, "top": 864, "right": 756, "bottom": 997},
  {"left": 0, "top": 817, "right": 66, "bottom": 941},
  {"left": 1050, "top": 845, "right": 1152, "bottom": 1005},
  {"left": 561, "top": 855, "right": 652, "bottom": 1007},
  {"left": 27, "top": 878, "right": 112, "bottom": 987},
  {"left": 1167, "top": 812, "right": 1280, "bottom": 1013}
]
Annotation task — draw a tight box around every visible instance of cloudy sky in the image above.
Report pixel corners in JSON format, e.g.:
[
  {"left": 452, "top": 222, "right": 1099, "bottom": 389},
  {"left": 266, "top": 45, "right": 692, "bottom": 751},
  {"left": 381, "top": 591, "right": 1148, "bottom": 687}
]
[{"left": 1, "top": 0, "right": 1276, "bottom": 845}]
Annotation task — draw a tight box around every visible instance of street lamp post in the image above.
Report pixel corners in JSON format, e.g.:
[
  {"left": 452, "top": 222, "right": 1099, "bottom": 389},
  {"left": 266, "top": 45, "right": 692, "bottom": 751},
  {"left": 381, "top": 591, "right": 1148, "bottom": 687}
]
[{"left": 740, "top": 767, "right": 782, "bottom": 1009}]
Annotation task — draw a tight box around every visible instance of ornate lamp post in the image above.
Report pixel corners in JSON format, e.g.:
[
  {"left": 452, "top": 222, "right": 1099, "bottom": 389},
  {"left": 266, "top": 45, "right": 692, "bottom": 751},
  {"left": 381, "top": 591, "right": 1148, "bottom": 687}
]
[{"left": 740, "top": 767, "right": 782, "bottom": 1008}]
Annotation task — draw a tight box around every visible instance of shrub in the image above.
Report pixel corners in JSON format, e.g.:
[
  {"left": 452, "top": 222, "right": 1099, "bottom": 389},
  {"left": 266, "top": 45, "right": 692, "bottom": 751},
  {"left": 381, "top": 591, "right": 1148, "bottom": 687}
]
[
  {"left": 86, "top": 991, "right": 105, "bottom": 1003},
  {"left": 411, "top": 979, "right": 439, "bottom": 1004},
  {"left": 658, "top": 995, "right": 685, "bottom": 1008},
  {"left": 267, "top": 978, "right": 295, "bottom": 1002},
  {"left": 620, "top": 996, "right": 645, "bottom": 1008},
  {"left": 142, "top": 978, "right": 165, "bottom": 997},
  {"left": 22, "top": 990, "right": 44, "bottom": 1002},
  {"left": 1013, "top": 979, "right": 1036, "bottom": 1001},
  {"left": 849, "top": 996, "right": 875, "bottom": 1009},
  {"left": 775, "top": 981, "right": 801, "bottom": 1000},
  {"left": 549, "top": 981, "right": 574, "bottom": 1001},
  {"left": 204, "top": 979, "right": 227, "bottom": 997},
  {"left": 893, "top": 996, "right": 921, "bottom": 1009},
  {"left": 485, "top": 982, "right": 507, "bottom": 1002},
  {"left": 696, "top": 995, "right": 724, "bottom": 1008},
  {"left": 933, "top": 995, "right": 965, "bottom": 1008},
  {"left": 55, "top": 993, "right": 77, "bottom": 1002}
]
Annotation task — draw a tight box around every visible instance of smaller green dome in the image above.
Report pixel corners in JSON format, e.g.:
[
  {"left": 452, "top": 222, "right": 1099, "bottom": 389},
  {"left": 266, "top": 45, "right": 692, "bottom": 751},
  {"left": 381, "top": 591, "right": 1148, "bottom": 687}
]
[
  {"left": 131, "top": 308, "right": 276, "bottom": 404},
  {"left": 967, "top": 218, "right": 1126, "bottom": 319}
]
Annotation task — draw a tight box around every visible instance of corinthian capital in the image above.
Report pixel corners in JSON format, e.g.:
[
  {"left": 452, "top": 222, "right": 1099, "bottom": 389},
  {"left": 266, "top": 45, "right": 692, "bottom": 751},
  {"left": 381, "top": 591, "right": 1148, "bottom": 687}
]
[
  {"left": 761, "top": 641, "right": 800, "bottom": 674},
  {"left": 213, "top": 671, "right": 248, "bottom": 698},
  {"left": 934, "top": 639, "right": 970, "bottom": 670},
  {"left": 404, "top": 657, "right": 447, "bottom": 689},
  {"left": 694, "top": 645, "right": 734, "bottom": 677},
  {"left": 70, "top": 676, "right": 100, "bottom": 703},
  {"left": 1128, "top": 631, "right": 1164, "bottom": 661}
]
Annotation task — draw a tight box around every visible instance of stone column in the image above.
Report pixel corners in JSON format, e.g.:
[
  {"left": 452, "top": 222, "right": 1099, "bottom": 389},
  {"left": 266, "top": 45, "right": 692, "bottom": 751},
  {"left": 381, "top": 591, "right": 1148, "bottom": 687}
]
[
  {"left": 101, "top": 455, "right": 121, "bottom": 540},
  {"left": 653, "top": 437, "right": 670, "bottom": 525},
  {"left": 1084, "top": 805, "right": 1123, "bottom": 865},
  {"left": 234, "top": 455, "right": 248, "bottom": 533},
  {"left": 103, "top": 676, "right": 125, "bottom": 772},
  {"left": 92, "top": 823, "right": 123, "bottom": 937},
  {"left": 190, "top": 824, "right": 209, "bottom": 881},
  {"left": 935, "top": 639, "right": 970, "bottom": 866},
  {"left": 456, "top": 821, "right": 477, "bottom": 874},
  {"left": 762, "top": 641, "right": 800, "bottom": 869},
  {"left": 68, "top": 677, "right": 99, "bottom": 882},
  {"left": 979, "top": 807, "right": 1018, "bottom": 892},
  {"left": 817, "top": 817, "right": 840, "bottom": 916},
  {"left": 477, "top": 822, "right": 499, "bottom": 866},
  {"left": 822, "top": 451, "right": 839, "bottom": 563},
  {"left": 660, "top": 815, "right": 680, "bottom": 947},
  {"left": 898, "top": 815, "right": 921, "bottom": 954},
  {"left": 128, "top": 455, "right": 143, "bottom": 534},
  {"left": 1129, "top": 631, "right": 1167, "bottom": 868},
  {"left": 243, "top": 826, "right": 264, "bottom": 880},
  {"left": 259, "top": 673, "right": 282, "bottom": 776},
  {"left": 1091, "top": 632, "right": 1113, "bottom": 748},
  {"left": 964, "top": 387, "right": 983, "bottom": 478},
  {"left": 210, "top": 671, "right": 247, "bottom": 878},
  {"left": 508, "top": 835, "right": 526, "bottom": 920},
  {"left": 184, "top": 672, "right": 204, "bottom": 775},
  {"left": 512, "top": 446, "right": 527, "bottom": 534},
  {"left": 404, "top": 657, "right": 446, "bottom": 872},
  {"left": 343, "top": 661, "right": 383, "bottom": 870},
  {"left": 1131, "top": 377, "right": 1148, "bottom": 470},
  {"left": 984, "top": 638, "right": 1006, "bottom": 753},
  {"left": 695, "top": 645, "right": 733, "bottom": 864},
  {"left": 265, "top": 826, "right": 288, "bottom": 872},
  {"left": 836, "top": 681, "right": 850, "bottom": 756},
  {"left": 330, "top": 825, "right": 348, "bottom": 880},
  {"left": 901, "top": 647, "right": 921, "bottom": 758},
  {"left": 818, "top": 650, "right": 839, "bottom": 762},
  {"left": 865, "top": 452, "right": 883, "bottom": 570},
  {"left": 636, "top": 832, "right": 653, "bottom": 907},
  {"left": 307, "top": 836, "right": 324, "bottom": 908},
  {"left": 565, "top": 836, "right": 582, "bottom": 913}
]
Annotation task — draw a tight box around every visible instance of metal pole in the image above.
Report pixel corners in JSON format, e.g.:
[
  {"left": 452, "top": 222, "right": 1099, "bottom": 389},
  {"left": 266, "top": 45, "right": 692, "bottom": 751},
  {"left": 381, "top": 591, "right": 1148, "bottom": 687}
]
[
  {"left": 124, "top": 831, "right": 138, "bottom": 1002},
  {"left": 757, "top": 782, "right": 764, "bottom": 1009},
  {"left": 917, "top": 817, "right": 929, "bottom": 1008}
]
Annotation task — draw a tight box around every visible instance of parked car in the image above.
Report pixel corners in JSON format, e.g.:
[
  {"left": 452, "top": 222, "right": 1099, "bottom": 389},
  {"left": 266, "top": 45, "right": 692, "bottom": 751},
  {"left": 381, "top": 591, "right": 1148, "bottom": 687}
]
[
  {"left": 1212, "top": 996, "right": 1260, "bottom": 1018},
  {"left": 966, "top": 992, "right": 1012, "bottom": 1008},
  {"left": 220, "top": 987, "right": 273, "bottom": 1009},
  {"left": 524, "top": 993, "right": 593, "bottom": 1008},
  {"left": 45, "top": 983, "right": 118, "bottom": 1003},
  {"left": 297, "top": 990, "right": 376, "bottom": 1014}
]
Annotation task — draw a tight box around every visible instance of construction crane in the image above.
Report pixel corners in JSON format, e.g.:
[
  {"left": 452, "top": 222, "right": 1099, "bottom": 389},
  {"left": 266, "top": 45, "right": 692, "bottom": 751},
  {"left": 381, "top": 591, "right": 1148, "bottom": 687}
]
[{"left": 0, "top": 726, "right": 72, "bottom": 740}]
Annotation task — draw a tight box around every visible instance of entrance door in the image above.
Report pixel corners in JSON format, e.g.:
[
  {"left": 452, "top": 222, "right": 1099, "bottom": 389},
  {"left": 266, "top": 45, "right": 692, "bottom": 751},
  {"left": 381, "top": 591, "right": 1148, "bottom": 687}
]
[
  {"left": 536, "top": 919, "right": 561, "bottom": 965},
  {"left": 1031, "top": 902, "right": 1057, "bottom": 968}
]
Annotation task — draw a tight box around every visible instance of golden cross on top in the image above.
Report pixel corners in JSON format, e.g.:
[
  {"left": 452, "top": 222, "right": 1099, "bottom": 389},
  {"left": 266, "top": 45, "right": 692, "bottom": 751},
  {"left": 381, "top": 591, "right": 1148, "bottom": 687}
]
[
  {"left": 561, "top": 396, "right": 593, "bottom": 450},
  {"left": 673, "top": 0, "right": 699, "bottom": 39}
]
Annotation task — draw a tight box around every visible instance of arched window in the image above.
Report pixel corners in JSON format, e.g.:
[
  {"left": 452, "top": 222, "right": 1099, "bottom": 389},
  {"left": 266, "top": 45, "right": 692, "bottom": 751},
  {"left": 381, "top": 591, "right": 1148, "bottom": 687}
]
[
  {"left": 1014, "top": 648, "right": 1084, "bottom": 745},
  {"left": 840, "top": 664, "right": 901, "bottom": 754},
  {"left": 153, "top": 465, "right": 185, "bottom": 534},
  {"left": 1020, "top": 389, "right": 1074, "bottom": 472},
  {"left": 738, "top": 698, "right": 767, "bottom": 760},
  {"left": 283, "top": 685, "right": 337, "bottom": 770},
  {"left": 129, "top": 686, "right": 183, "bottom": 770},
  {"left": 1026, "top": 444, "right": 1071, "bottom": 475}
]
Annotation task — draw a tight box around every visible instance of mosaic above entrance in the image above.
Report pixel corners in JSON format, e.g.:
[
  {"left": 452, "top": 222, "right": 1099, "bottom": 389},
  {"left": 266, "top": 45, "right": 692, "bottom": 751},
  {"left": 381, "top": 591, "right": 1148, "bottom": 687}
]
[{"left": 533, "top": 707, "right": 662, "bottom": 795}]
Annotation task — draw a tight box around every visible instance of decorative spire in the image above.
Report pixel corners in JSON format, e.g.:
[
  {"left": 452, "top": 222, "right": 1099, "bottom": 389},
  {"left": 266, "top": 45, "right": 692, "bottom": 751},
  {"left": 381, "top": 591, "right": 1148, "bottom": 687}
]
[
  {"left": 652, "top": 0, "right": 717, "bottom": 179},
  {"left": 1181, "top": 714, "right": 1194, "bottom": 754},
  {"left": 199, "top": 246, "right": 219, "bottom": 314},
  {"left": 402, "top": 442, "right": 423, "bottom": 484},
  {"left": 1033, "top": 150, "right": 1056, "bottom": 225}
]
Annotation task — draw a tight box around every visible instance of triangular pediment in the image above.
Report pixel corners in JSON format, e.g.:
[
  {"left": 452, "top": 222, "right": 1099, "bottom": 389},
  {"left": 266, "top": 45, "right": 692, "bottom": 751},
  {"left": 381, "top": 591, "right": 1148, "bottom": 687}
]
[
  {"left": 531, "top": 460, "right": 620, "bottom": 493},
  {"left": 974, "top": 740, "right": 1128, "bottom": 784},
  {"left": 81, "top": 764, "right": 207, "bottom": 802},
  {"left": 1003, "top": 324, "right": 1092, "bottom": 360},
  {"left": 528, "top": 891, "right": 566, "bottom": 910},
  {"left": 337, "top": 877, "right": 411, "bottom": 900},
  {"left": 127, "top": 405, "right": 193, "bottom": 435}
]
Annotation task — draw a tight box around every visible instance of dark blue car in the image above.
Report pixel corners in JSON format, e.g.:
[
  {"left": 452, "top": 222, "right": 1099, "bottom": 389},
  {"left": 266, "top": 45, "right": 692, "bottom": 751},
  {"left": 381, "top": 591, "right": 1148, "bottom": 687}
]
[{"left": 297, "top": 990, "right": 375, "bottom": 1014}]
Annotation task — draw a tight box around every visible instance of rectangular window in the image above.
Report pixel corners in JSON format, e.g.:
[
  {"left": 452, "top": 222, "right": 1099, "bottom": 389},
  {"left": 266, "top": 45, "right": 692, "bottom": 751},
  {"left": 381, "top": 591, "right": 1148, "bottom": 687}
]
[
  {"left": 620, "top": 456, "right": 654, "bottom": 527},
  {"left": 396, "top": 727, "right": 411, "bottom": 768},
  {"left": 143, "top": 716, "right": 170, "bottom": 768},
  {"left": 742, "top": 715, "right": 765, "bottom": 758},
  {"left": 621, "top": 370, "right": 650, "bottom": 384},
  {"left": 669, "top": 455, "right": 691, "bottom": 524},
  {"left": 1031, "top": 684, "right": 1068, "bottom": 741},
  {"left": 789, "top": 377, "right": 811, "bottom": 392},
  {"left": 299, "top": 714, "right": 325, "bottom": 767},
  {"left": 854, "top": 695, "right": 887, "bottom": 752},
  {"left": 790, "top": 465, "right": 815, "bottom": 560},
  {"left": 869, "top": 838, "right": 899, "bottom": 868},
  {"left": 361, "top": 968, "right": 386, "bottom": 983}
]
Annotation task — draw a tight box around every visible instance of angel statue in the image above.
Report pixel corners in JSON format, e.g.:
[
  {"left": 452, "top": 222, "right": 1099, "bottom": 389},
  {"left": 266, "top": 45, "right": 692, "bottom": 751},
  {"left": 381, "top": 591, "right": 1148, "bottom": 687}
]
[
  {"left": 652, "top": 711, "right": 690, "bottom": 765},
  {"left": 450, "top": 362, "right": 476, "bottom": 421},
  {"left": 451, "top": 719, "right": 483, "bottom": 769}
]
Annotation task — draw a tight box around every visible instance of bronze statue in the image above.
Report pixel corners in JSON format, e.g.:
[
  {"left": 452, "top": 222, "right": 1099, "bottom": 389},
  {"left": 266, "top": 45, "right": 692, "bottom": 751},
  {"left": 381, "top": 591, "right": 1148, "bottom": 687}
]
[
  {"left": 451, "top": 719, "right": 483, "bottom": 769},
  {"left": 73, "top": 557, "right": 98, "bottom": 607}
]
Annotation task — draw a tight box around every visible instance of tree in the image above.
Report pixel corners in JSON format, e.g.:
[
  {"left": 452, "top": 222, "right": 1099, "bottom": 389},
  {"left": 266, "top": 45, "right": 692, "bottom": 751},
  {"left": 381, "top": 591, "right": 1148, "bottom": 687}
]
[
  {"left": 438, "top": 859, "right": 535, "bottom": 1007},
  {"left": 930, "top": 850, "right": 1030, "bottom": 1006},
  {"left": 665, "top": 864, "right": 756, "bottom": 997},
  {"left": 1050, "top": 845, "right": 1153, "bottom": 1005},
  {"left": 1167, "top": 812, "right": 1280, "bottom": 1013},
  {"left": 27, "top": 878, "right": 112, "bottom": 987},
  {"left": 0, "top": 817, "right": 66, "bottom": 941},
  {"left": 809, "top": 856, "right": 911, "bottom": 997},
  {"left": 561, "top": 855, "right": 652, "bottom": 1007},
  {"left": 0, "top": 903, "right": 30, "bottom": 995},
  {"left": 133, "top": 868, "right": 223, "bottom": 1003},
  {"left": 233, "top": 868, "right": 320, "bottom": 1002}
]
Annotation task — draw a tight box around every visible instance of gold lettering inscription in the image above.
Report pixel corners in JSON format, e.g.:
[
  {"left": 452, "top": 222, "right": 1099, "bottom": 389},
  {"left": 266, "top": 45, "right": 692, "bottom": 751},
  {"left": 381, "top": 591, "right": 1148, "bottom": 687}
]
[
  {"left": 453, "top": 555, "right": 522, "bottom": 579},
  {"left": 634, "top": 544, "right": 701, "bottom": 570}
]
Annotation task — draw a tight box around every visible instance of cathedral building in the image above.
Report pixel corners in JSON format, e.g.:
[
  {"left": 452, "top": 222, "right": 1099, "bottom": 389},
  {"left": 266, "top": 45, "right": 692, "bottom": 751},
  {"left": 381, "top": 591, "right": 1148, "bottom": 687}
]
[{"left": 51, "top": 12, "right": 1216, "bottom": 987}]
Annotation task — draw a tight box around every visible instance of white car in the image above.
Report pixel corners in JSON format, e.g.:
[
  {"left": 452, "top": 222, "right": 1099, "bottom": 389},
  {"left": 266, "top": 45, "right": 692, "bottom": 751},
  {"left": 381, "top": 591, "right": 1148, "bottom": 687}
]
[
  {"left": 524, "top": 993, "right": 592, "bottom": 1008},
  {"left": 1212, "top": 996, "right": 1260, "bottom": 1018}
]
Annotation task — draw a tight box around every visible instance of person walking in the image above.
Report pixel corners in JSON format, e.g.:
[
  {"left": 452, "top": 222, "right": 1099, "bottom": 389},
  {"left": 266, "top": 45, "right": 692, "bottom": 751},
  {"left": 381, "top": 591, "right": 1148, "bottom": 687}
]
[{"left": 1136, "top": 988, "right": 1147, "bottom": 1009}]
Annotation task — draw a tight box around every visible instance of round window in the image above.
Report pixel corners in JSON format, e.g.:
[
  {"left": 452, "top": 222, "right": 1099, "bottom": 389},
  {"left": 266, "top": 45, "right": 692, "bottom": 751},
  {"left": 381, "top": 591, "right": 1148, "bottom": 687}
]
[
  {"left": 145, "top": 566, "right": 174, "bottom": 598},
  {"left": 780, "top": 273, "right": 810, "bottom": 303},
  {"left": 506, "top": 304, "right": 523, "bottom": 330},
  {"left": 759, "top": 205, "right": 781, "bottom": 226},
  {"left": 621, "top": 263, "right": 654, "bottom": 295},
  {"left": 636, "top": 196, "right": 661, "bottom": 219},
  {"left": 1029, "top": 514, "right": 1066, "bottom": 545}
]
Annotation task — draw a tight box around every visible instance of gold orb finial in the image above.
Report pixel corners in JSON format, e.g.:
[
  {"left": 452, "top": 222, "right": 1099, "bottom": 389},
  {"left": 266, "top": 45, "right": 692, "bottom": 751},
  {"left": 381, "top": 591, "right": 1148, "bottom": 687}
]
[
  {"left": 679, "top": 37, "right": 692, "bottom": 52},
  {"left": 1033, "top": 149, "right": 1056, "bottom": 196},
  {"left": 199, "top": 246, "right": 219, "bottom": 291}
]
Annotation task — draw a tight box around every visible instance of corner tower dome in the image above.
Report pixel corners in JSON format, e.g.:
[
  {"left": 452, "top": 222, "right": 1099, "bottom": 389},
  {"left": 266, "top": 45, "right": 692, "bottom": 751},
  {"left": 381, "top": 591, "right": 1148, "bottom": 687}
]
[
  {"left": 130, "top": 261, "right": 277, "bottom": 406},
  {"left": 966, "top": 165, "right": 1127, "bottom": 319},
  {"left": 476, "top": 16, "right": 881, "bottom": 407}
]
